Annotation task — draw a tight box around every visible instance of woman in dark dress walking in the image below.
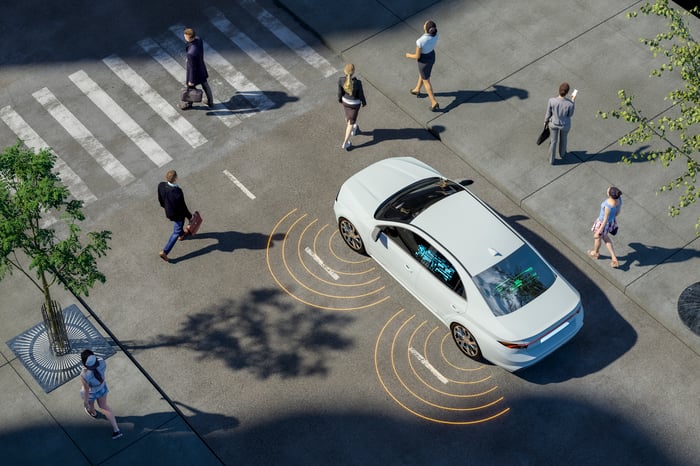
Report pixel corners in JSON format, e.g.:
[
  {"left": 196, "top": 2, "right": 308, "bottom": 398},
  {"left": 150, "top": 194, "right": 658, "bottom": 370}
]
[{"left": 337, "top": 63, "right": 367, "bottom": 151}]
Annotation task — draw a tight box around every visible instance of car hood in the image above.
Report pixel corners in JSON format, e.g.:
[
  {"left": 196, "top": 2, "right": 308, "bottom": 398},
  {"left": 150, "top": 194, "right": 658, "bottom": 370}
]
[
  {"left": 491, "top": 276, "right": 581, "bottom": 341},
  {"left": 338, "top": 157, "right": 442, "bottom": 213}
]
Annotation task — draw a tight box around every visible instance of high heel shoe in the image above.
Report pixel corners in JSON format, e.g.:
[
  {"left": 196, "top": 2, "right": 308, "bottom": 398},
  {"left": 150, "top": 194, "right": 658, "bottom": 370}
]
[
  {"left": 611, "top": 259, "right": 619, "bottom": 268},
  {"left": 430, "top": 102, "right": 440, "bottom": 111},
  {"left": 410, "top": 89, "right": 420, "bottom": 96}
]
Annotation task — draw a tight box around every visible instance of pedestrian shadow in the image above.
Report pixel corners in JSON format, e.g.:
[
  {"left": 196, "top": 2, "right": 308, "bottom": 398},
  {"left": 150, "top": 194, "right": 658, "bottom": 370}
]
[
  {"left": 170, "top": 231, "right": 284, "bottom": 264},
  {"left": 116, "top": 405, "right": 239, "bottom": 437},
  {"left": 561, "top": 146, "right": 651, "bottom": 165},
  {"left": 351, "top": 126, "right": 444, "bottom": 148},
  {"left": 620, "top": 241, "right": 700, "bottom": 270},
  {"left": 197, "top": 91, "right": 300, "bottom": 116},
  {"left": 434, "top": 84, "right": 529, "bottom": 113},
  {"left": 121, "top": 292, "right": 355, "bottom": 380}
]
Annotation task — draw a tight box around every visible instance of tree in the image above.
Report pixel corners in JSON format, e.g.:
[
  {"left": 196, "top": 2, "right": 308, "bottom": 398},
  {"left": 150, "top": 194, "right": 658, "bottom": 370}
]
[
  {"left": 0, "top": 142, "right": 111, "bottom": 356},
  {"left": 598, "top": 0, "right": 700, "bottom": 233}
]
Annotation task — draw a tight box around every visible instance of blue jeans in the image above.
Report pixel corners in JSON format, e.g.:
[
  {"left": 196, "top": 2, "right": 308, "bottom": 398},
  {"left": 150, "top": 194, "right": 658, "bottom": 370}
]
[{"left": 163, "top": 220, "right": 184, "bottom": 254}]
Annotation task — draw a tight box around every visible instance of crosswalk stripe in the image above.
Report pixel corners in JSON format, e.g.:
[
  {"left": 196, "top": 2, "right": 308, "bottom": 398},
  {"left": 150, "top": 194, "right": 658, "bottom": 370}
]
[
  {"left": 205, "top": 7, "right": 305, "bottom": 95},
  {"left": 239, "top": 0, "right": 336, "bottom": 78},
  {"left": 169, "top": 24, "right": 274, "bottom": 113},
  {"left": 69, "top": 70, "right": 173, "bottom": 167},
  {"left": 0, "top": 105, "right": 97, "bottom": 204},
  {"left": 102, "top": 54, "right": 208, "bottom": 148},
  {"left": 137, "top": 37, "right": 241, "bottom": 128},
  {"left": 32, "top": 87, "right": 136, "bottom": 187}
]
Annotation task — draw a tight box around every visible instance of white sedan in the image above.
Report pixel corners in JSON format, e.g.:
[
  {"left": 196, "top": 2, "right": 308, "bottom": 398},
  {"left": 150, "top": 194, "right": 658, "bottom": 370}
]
[{"left": 333, "top": 157, "right": 583, "bottom": 371}]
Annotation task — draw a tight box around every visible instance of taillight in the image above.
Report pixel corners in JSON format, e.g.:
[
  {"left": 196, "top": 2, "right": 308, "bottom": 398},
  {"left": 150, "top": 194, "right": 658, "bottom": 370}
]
[{"left": 498, "top": 341, "right": 529, "bottom": 349}]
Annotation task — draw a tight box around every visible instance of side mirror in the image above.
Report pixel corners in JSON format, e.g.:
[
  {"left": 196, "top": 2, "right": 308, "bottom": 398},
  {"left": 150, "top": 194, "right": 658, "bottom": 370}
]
[{"left": 371, "top": 227, "right": 381, "bottom": 241}]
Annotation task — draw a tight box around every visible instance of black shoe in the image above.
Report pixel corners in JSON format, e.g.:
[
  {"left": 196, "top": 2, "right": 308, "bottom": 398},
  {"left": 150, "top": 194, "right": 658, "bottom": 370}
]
[{"left": 112, "top": 431, "right": 123, "bottom": 440}]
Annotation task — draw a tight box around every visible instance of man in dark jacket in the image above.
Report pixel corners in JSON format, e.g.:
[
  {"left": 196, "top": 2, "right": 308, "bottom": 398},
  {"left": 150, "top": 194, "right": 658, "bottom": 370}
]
[
  {"left": 179, "top": 27, "right": 214, "bottom": 110},
  {"left": 158, "top": 170, "right": 192, "bottom": 262}
]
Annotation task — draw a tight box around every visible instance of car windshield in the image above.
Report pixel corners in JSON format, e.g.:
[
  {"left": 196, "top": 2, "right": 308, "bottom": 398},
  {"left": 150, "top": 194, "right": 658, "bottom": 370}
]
[
  {"left": 375, "top": 177, "right": 462, "bottom": 222},
  {"left": 472, "top": 245, "right": 556, "bottom": 316}
]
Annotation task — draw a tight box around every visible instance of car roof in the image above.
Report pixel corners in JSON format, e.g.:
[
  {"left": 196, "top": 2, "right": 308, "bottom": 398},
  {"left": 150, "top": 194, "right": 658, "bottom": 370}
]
[{"left": 411, "top": 190, "right": 523, "bottom": 275}]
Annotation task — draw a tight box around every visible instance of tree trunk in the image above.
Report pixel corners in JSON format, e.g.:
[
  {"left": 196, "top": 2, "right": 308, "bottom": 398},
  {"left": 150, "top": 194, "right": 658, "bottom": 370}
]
[{"left": 41, "top": 299, "right": 71, "bottom": 356}]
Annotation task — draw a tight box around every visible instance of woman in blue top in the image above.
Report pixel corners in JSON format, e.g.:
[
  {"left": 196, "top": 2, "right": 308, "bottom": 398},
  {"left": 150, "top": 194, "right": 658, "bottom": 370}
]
[
  {"left": 406, "top": 20, "right": 439, "bottom": 111},
  {"left": 80, "top": 349, "right": 122, "bottom": 439},
  {"left": 589, "top": 186, "right": 622, "bottom": 268}
]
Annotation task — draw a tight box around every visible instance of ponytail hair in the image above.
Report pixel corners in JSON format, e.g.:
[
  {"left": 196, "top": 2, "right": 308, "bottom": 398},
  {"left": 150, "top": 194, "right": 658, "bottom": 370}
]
[{"left": 343, "top": 63, "right": 355, "bottom": 95}]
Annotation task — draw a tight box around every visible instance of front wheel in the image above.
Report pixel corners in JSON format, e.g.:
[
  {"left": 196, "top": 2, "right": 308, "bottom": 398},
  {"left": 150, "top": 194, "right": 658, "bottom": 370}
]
[
  {"left": 451, "top": 323, "right": 482, "bottom": 360},
  {"left": 338, "top": 217, "right": 365, "bottom": 254}
]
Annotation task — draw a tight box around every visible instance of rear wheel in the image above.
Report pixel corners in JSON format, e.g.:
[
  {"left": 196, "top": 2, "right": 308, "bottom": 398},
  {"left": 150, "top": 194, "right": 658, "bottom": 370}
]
[
  {"left": 338, "top": 217, "right": 365, "bottom": 254},
  {"left": 451, "top": 323, "right": 482, "bottom": 360}
]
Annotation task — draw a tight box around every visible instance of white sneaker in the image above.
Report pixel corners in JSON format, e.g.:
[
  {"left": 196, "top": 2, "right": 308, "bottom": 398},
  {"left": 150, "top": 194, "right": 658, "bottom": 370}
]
[
  {"left": 351, "top": 124, "right": 359, "bottom": 136},
  {"left": 341, "top": 141, "right": 351, "bottom": 151}
]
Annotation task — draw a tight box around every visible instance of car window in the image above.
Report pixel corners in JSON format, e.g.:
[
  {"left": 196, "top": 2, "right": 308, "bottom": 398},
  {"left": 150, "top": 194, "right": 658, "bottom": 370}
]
[
  {"left": 381, "top": 226, "right": 464, "bottom": 297},
  {"left": 472, "top": 244, "right": 556, "bottom": 316},
  {"left": 375, "top": 178, "right": 462, "bottom": 222}
]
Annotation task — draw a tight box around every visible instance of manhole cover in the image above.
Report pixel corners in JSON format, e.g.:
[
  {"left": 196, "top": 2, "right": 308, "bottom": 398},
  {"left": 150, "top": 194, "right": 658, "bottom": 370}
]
[{"left": 678, "top": 282, "right": 700, "bottom": 336}]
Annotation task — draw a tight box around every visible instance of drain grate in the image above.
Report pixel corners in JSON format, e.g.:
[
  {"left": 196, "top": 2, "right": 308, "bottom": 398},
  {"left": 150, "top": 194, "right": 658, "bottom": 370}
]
[
  {"left": 6, "top": 304, "right": 115, "bottom": 393},
  {"left": 678, "top": 282, "right": 700, "bottom": 337}
]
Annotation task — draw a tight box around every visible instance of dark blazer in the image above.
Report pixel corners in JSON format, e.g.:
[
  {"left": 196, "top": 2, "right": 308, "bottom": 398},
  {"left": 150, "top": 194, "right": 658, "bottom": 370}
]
[
  {"left": 158, "top": 182, "right": 192, "bottom": 222},
  {"left": 337, "top": 77, "right": 366, "bottom": 106},
  {"left": 185, "top": 37, "right": 209, "bottom": 85}
]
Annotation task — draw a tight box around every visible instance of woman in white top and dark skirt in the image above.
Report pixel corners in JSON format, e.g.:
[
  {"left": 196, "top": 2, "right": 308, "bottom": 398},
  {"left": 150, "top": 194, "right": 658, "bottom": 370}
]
[
  {"left": 338, "top": 63, "right": 367, "bottom": 151},
  {"left": 406, "top": 20, "right": 439, "bottom": 111}
]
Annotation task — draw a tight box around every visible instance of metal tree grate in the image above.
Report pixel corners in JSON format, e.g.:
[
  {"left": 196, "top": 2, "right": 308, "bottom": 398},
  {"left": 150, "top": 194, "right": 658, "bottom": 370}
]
[
  {"left": 678, "top": 282, "right": 700, "bottom": 337},
  {"left": 6, "top": 305, "right": 115, "bottom": 393}
]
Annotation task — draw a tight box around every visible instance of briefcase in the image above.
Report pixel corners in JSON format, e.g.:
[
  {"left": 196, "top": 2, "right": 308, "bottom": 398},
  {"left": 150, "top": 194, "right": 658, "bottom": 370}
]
[
  {"left": 186, "top": 211, "right": 203, "bottom": 236},
  {"left": 181, "top": 87, "right": 203, "bottom": 103},
  {"left": 536, "top": 122, "right": 550, "bottom": 145}
]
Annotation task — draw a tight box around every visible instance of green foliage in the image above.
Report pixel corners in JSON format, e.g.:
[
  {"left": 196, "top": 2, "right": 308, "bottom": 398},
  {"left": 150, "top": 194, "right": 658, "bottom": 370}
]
[
  {"left": 0, "top": 142, "right": 111, "bottom": 300},
  {"left": 598, "top": 0, "right": 700, "bottom": 233}
]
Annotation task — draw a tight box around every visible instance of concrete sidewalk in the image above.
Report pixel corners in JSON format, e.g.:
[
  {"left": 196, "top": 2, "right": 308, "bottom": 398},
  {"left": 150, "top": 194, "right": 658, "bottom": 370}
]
[{"left": 1, "top": 0, "right": 699, "bottom": 464}]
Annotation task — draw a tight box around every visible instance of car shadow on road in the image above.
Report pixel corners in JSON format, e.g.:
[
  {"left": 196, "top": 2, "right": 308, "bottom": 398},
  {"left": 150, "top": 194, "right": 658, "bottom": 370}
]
[
  {"left": 169, "top": 232, "right": 284, "bottom": 264},
  {"left": 497, "top": 214, "right": 637, "bottom": 384}
]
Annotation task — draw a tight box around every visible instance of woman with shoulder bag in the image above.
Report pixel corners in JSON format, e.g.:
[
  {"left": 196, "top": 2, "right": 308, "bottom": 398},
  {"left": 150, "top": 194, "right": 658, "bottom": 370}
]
[{"left": 588, "top": 186, "right": 622, "bottom": 268}]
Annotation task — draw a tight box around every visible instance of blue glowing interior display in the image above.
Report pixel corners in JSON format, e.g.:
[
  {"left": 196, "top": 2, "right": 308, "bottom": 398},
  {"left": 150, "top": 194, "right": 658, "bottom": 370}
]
[{"left": 415, "top": 244, "right": 455, "bottom": 282}]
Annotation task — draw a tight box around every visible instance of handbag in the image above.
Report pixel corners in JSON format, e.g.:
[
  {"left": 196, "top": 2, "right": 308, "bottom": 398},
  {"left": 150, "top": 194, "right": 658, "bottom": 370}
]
[
  {"left": 536, "top": 121, "right": 550, "bottom": 145},
  {"left": 180, "top": 87, "right": 203, "bottom": 103},
  {"left": 609, "top": 222, "right": 618, "bottom": 236}
]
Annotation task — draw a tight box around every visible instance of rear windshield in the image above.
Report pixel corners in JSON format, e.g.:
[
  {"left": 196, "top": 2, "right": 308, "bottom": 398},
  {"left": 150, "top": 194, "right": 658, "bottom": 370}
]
[
  {"left": 375, "top": 177, "right": 461, "bottom": 222},
  {"left": 472, "top": 245, "right": 556, "bottom": 316}
]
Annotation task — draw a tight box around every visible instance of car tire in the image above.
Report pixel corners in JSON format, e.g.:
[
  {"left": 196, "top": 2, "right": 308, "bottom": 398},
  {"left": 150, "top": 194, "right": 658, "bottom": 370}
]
[
  {"left": 338, "top": 217, "right": 365, "bottom": 254},
  {"left": 451, "top": 323, "right": 482, "bottom": 361}
]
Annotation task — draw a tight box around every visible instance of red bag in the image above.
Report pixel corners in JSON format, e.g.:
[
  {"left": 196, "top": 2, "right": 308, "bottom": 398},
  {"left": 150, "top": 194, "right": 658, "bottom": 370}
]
[{"left": 186, "top": 211, "right": 203, "bottom": 236}]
